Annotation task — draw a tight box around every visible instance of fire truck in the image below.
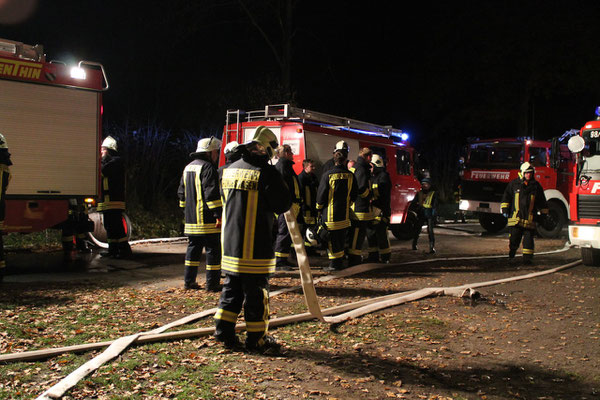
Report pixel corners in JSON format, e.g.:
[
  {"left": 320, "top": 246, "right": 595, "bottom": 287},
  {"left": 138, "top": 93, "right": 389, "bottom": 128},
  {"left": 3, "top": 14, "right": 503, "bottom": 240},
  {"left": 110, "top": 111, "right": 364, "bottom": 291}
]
[
  {"left": 566, "top": 107, "right": 600, "bottom": 265},
  {"left": 458, "top": 137, "right": 574, "bottom": 238},
  {"left": 221, "top": 104, "right": 421, "bottom": 239},
  {"left": 0, "top": 38, "right": 126, "bottom": 246}
]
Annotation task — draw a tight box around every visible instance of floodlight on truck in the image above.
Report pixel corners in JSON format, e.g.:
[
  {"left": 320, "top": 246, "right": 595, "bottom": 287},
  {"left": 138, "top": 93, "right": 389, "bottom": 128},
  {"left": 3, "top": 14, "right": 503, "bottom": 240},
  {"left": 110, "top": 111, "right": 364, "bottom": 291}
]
[{"left": 70, "top": 66, "right": 86, "bottom": 79}]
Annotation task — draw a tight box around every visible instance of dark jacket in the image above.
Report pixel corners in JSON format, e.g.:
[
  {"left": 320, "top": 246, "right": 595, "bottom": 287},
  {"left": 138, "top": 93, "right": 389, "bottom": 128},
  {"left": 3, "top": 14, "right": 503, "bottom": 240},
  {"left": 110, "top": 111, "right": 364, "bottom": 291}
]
[
  {"left": 350, "top": 156, "right": 374, "bottom": 221},
  {"left": 0, "top": 151, "right": 11, "bottom": 223},
  {"left": 298, "top": 170, "right": 319, "bottom": 225},
  {"left": 371, "top": 167, "right": 392, "bottom": 221},
  {"left": 98, "top": 154, "right": 126, "bottom": 211},
  {"left": 322, "top": 158, "right": 335, "bottom": 175},
  {"left": 275, "top": 157, "right": 302, "bottom": 219},
  {"left": 501, "top": 177, "right": 548, "bottom": 229},
  {"left": 416, "top": 188, "right": 438, "bottom": 219},
  {"left": 316, "top": 164, "right": 358, "bottom": 230},
  {"left": 220, "top": 152, "right": 291, "bottom": 275},
  {"left": 178, "top": 157, "right": 222, "bottom": 236}
]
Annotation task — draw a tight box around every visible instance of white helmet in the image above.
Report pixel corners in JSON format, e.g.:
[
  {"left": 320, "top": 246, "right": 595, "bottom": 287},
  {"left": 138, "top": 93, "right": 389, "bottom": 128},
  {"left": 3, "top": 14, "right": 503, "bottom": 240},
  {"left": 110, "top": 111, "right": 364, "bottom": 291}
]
[
  {"left": 520, "top": 162, "right": 534, "bottom": 175},
  {"left": 0, "top": 133, "right": 7, "bottom": 149},
  {"left": 101, "top": 136, "right": 117, "bottom": 152},
  {"left": 194, "top": 136, "right": 222, "bottom": 153},
  {"left": 334, "top": 140, "right": 349, "bottom": 153},
  {"left": 305, "top": 226, "right": 320, "bottom": 247},
  {"left": 371, "top": 154, "right": 384, "bottom": 168},
  {"left": 224, "top": 140, "right": 239, "bottom": 155}
]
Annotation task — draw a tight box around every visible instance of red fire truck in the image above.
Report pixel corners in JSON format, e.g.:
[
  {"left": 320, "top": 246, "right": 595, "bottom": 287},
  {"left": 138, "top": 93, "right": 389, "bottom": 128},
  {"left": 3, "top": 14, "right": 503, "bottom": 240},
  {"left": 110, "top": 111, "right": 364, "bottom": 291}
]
[
  {"left": 221, "top": 104, "right": 421, "bottom": 239},
  {"left": 566, "top": 107, "right": 600, "bottom": 265},
  {"left": 458, "top": 137, "right": 574, "bottom": 238},
  {"left": 0, "top": 38, "right": 125, "bottom": 246}
]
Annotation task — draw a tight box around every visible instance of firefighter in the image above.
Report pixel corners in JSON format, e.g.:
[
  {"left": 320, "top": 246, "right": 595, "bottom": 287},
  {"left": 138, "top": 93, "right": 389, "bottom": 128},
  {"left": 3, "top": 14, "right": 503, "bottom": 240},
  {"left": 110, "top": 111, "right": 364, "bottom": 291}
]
[
  {"left": 501, "top": 162, "right": 549, "bottom": 264},
  {"left": 98, "top": 136, "right": 132, "bottom": 259},
  {"left": 316, "top": 149, "right": 358, "bottom": 271},
  {"left": 366, "top": 154, "right": 392, "bottom": 263},
  {"left": 298, "top": 159, "right": 319, "bottom": 253},
  {"left": 0, "top": 133, "right": 12, "bottom": 283},
  {"left": 347, "top": 147, "right": 374, "bottom": 266},
  {"left": 215, "top": 126, "right": 291, "bottom": 353},
  {"left": 274, "top": 144, "right": 302, "bottom": 271},
  {"left": 322, "top": 140, "right": 349, "bottom": 174},
  {"left": 178, "top": 137, "right": 223, "bottom": 291},
  {"left": 412, "top": 177, "right": 438, "bottom": 254}
]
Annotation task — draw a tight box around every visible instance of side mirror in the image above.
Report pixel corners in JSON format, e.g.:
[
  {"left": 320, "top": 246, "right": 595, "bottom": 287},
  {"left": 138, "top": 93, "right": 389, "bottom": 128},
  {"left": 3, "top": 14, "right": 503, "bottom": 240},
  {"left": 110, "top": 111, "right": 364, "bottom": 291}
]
[{"left": 567, "top": 136, "right": 585, "bottom": 153}]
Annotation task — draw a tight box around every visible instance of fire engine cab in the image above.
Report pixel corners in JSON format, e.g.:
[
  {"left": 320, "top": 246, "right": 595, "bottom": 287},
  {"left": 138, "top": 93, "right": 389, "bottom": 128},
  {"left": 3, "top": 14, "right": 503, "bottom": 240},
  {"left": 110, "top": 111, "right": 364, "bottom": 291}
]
[
  {"left": 459, "top": 137, "right": 574, "bottom": 238},
  {"left": 566, "top": 106, "right": 600, "bottom": 265},
  {"left": 221, "top": 104, "right": 421, "bottom": 239},
  {"left": 0, "top": 38, "right": 122, "bottom": 245}
]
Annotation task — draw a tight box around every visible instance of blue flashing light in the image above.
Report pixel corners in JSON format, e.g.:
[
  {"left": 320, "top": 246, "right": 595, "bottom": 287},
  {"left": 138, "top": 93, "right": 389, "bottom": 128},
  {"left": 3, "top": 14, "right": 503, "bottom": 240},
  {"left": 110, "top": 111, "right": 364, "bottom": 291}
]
[
  {"left": 401, "top": 133, "right": 409, "bottom": 141},
  {"left": 339, "top": 127, "right": 388, "bottom": 138},
  {"left": 596, "top": 106, "right": 600, "bottom": 117}
]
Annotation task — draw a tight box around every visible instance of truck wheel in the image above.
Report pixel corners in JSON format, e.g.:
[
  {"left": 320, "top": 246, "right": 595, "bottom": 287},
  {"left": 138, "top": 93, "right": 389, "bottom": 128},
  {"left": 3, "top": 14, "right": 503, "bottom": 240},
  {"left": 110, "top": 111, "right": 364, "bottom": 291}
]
[
  {"left": 536, "top": 201, "right": 566, "bottom": 239},
  {"left": 86, "top": 211, "right": 133, "bottom": 249},
  {"left": 478, "top": 213, "right": 507, "bottom": 233},
  {"left": 391, "top": 211, "right": 419, "bottom": 240},
  {"left": 581, "top": 248, "right": 600, "bottom": 266}
]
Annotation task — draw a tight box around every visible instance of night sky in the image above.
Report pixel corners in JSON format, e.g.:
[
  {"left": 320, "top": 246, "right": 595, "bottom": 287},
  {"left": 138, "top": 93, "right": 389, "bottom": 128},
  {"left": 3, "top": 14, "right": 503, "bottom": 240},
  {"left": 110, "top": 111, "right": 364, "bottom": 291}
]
[{"left": 2, "top": 0, "right": 600, "bottom": 151}]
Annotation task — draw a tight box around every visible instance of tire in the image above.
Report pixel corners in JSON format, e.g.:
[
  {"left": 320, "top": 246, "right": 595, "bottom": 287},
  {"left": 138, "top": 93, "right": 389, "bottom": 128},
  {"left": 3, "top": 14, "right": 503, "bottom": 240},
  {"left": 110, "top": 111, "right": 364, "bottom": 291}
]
[
  {"left": 391, "top": 211, "right": 419, "bottom": 240},
  {"left": 478, "top": 213, "right": 507, "bottom": 233},
  {"left": 581, "top": 248, "right": 600, "bottom": 266},
  {"left": 536, "top": 201, "right": 567, "bottom": 239},
  {"left": 86, "top": 210, "right": 133, "bottom": 249}
]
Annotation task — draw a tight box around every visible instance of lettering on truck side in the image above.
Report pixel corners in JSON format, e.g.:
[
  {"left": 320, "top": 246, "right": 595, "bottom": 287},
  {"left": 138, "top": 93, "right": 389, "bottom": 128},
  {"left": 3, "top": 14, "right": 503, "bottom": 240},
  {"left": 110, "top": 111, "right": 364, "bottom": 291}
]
[
  {"left": 592, "top": 182, "right": 600, "bottom": 194},
  {"left": 470, "top": 170, "right": 511, "bottom": 180},
  {"left": 0, "top": 57, "right": 42, "bottom": 79}
]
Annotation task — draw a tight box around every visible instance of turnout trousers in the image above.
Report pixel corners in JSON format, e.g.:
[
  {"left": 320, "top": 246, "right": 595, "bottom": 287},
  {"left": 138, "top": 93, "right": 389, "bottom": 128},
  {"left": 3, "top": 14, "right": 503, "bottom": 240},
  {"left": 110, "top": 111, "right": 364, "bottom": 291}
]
[
  {"left": 102, "top": 209, "right": 131, "bottom": 256},
  {"left": 347, "top": 220, "right": 371, "bottom": 266},
  {"left": 366, "top": 221, "right": 391, "bottom": 262},
  {"left": 327, "top": 228, "right": 347, "bottom": 270},
  {"left": 509, "top": 226, "right": 534, "bottom": 261},
  {"left": 214, "top": 274, "right": 270, "bottom": 346},
  {"left": 274, "top": 213, "right": 292, "bottom": 263},
  {"left": 185, "top": 233, "right": 221, "bottom": 288}
]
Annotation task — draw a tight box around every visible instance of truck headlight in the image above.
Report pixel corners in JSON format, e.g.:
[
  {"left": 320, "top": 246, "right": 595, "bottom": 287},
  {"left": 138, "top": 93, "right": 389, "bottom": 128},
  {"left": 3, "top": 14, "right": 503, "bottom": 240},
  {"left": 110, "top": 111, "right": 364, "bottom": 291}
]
[{"left": 572, "top": 226, "right": 595, "bottom": 240}]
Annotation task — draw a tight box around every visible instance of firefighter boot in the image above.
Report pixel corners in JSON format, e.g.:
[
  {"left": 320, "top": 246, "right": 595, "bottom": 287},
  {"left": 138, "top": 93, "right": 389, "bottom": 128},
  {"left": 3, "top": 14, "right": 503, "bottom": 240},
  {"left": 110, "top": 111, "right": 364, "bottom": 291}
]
[
  {"left": 428, "top": 241, "right": 436, "bottom": 254},
  {"left": 205, "top": 270, "right": 222, "bottom": 292},
  {"left": 100, "top": 243, "right": 119, "bottom": 258},
  {"left": 115, "top": 242, "right": 133, "bottom": 259},
  {"left": 412, "top": 238, "right": 418, "bottom": 251},
  {"left": 366, "top": 251, "right": 380, "bottom": 263}
]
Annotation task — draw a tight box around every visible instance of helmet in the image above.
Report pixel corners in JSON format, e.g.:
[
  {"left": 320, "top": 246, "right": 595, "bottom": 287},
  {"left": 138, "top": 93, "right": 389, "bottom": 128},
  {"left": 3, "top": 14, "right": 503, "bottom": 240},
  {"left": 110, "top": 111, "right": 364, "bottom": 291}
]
[
  {"left": 251, "top": 126, "right": 278, "bottom": 159},
  {"left": 193, "top": 136, "right": 221, "bottom": 154},
  {"left": 305, "top": 226, "right": 320, "bottom": 247},
  {"left": 334, "top": 140, "right": 349, "bottom": 153},
  {"left": 101, "top": 136, "right": 118, "bottom": 152},
  {"left": 0, "top": 133, "right": 7, "bottom": 149},
  {"left": 520, "top": 162, "right": 534, "bottom": 175},
  {"left": 224, "top": 141, "right": 239, "bottom": 155},
  {"left": 371, "top": 154, "right": 384, "bottom": 168}
]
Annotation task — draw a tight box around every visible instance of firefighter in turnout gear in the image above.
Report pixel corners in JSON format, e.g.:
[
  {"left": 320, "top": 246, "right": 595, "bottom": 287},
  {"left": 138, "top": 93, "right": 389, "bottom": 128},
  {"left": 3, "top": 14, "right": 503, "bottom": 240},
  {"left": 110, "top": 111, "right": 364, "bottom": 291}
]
[
  {"left": 298, "top": 159, "right": 319, "bottom": 253},
  {"left": 274, "top": 144, "right": 303, "bottom": 270},
  {"left": 316, "top": 149, "right": 358, "bottom": 271},
  {"left": 214, "top": 126, "right": 291, "bottom": 353},
  {"left": 501, "top": 162, "right": 549, "bottom": 264},
  {"left": 412, "top": 177, "right": 438, "bottom": 254},
  {"left": 98, "top": 136, "right": 132, "bottom": 259},
  {"left": 178, "top": 137, "right": 223, "bottom": 291},
  {"left": 366, "top": 154, "right": 392, "bottom": 263},
  {"left": 347, "top": 147, "right": 374, "bottom": 266},
  {"left": 0, "top": 133, "right": 12, "bottom": 283}
]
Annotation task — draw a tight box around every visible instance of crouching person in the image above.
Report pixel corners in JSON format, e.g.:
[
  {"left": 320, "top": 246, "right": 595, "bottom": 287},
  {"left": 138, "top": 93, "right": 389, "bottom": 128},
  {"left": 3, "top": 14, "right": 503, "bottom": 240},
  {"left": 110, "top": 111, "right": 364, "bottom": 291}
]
[{"left": 214, "top": 126, "right": 291, "bottom": 353}]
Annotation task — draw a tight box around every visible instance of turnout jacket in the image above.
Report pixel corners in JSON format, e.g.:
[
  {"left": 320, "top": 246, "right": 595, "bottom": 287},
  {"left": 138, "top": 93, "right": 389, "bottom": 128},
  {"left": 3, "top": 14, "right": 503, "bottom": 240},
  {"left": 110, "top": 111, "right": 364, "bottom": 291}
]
[
  {"left": 178, "top": 158, "right": 222, "bottom": 235},
  {"left": 220, "top": 153, "right": 291, "bottom": 275},
  {"left": 298, "top": 170, "right": 318, "bottom": 225},
  {"left": 316, "top": 164, "right": 358, "bottom": 230},
  {"left": 275, "top": 157, "right": 302, "bottom": 219},
  {"left": 350, "top": 156, "right": 374, "bottom": 220},
  {"left": 501, "top": 177, "right": 548, "bottom": 229},
  {"left": 371, "top": 168, "right": 391, "bottom": 222},
  {"left": 98, "top": 154, "right": 126, "bottom": 211}
]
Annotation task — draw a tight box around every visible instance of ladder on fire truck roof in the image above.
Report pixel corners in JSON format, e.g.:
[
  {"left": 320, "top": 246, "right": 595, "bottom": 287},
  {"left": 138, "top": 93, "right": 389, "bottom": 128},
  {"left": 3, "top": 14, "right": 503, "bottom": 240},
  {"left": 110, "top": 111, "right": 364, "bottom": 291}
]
[
  {"left": 225, "top": 104, "right": 403, "bottom": 143},
  {"left": 0, "top": 38, "right": 44, "bottom": 62}
]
